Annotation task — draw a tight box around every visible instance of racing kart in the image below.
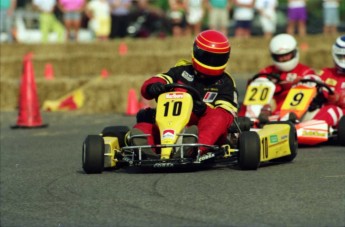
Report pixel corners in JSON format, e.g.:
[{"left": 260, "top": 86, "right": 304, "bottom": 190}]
[
  {"left": 82, "top": 83, "right": 297, "bottom": 174},
  {"left": 241, "top": 73, "right": 345, "bottom": 146}
]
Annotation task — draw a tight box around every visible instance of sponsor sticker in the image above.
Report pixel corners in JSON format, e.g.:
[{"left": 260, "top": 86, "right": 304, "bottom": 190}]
[
  {"left": 281, "top": 135, "right": 288, "bottom": 140},
  {"left": 163, "top": 129, "right": 175, "bottom": 139},
  {"left": 286, "top": 73, "right": 297, "bottom": 81},
  {"left": 302, "top": 130, "right": 327, "bottom": 137},
  {"left": 325, "top": 78, "right": 337, "bottom": 86},
  {"left": 182, "top": 71, "right": 194, "bottom": 82},
  {"left": 153, "top": 163, "right": 174, "bottom": 168},
  {"left": 270, "top": 135, "right": 278, "bottom": 143},
  {"left": 203, "top": 92, "right": 217, "bottom": 102},
  {"left": 165, "top": 93, "right": 184, "bottom": 99}
]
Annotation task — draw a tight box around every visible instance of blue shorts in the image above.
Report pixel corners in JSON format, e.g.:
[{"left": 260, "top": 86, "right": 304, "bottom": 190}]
[
  {"left": 63, "top": 11, "right": 82, "bottom": 21},
  {"left": 323, "top": 7, "right": 340, "bottom": 26},
  {"left": 235, "top": 20, "right": 252, "bottom": 29}
]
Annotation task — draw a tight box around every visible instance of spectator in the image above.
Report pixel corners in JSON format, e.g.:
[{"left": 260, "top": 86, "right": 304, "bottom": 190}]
[
  {"left": 185, "top": 0, "right": 205, "bottom": 36},
  {"left": 0, "top": 0, "right": 17, "bottom": 42},
  {"left": 58, "top": 0, "right": 86, "bottom": 41},
  {"left": 32, "top": 0, "right": 65, "bottom": 43},
  {"left": 168, "top": 0, "right": 187, "bottom": 37},
  {"left": 207, "top": 0, "right": 231, "bottom": 36},
  {"left": 128, "top": 0, "right": 168, "bottom": 38},
  {"left": 85, "top": 0, "right": 111, "bottom": 40},
  {"left": 286, "top": 0, "right": 307, "bottom": 37},
  {"left": 108, "top": 0, "right": 132, "bottom": 39},
  {"left": 233, "top": 0, "right": 255, "bottom": 39},
  {"left": 255, "top": 0, "right": 278, "bottom": 39},
  {"left": 322, "top": 0, "right": 340, "bottom": 35}
]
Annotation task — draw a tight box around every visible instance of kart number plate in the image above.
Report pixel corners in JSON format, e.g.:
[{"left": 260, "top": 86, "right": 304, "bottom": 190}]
[{"left": 244, "top": 82, "right": 275, "bottom": 105}]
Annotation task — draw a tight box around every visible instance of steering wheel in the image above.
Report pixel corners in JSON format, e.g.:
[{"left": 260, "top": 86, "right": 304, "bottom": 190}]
[
  {"left": 298, "top": 78, "right": 334, "bottom": 95},
  {"left": 250, "top": 73, "right": 282, "bottom": 83},
  {"left": 164, "top": 83, "right": 203, "bottom": 102}
]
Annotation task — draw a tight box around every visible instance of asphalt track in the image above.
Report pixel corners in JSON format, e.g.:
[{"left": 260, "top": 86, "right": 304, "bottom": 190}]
[{"left": 1, "top": 80, "right": 345, "bottom": 226}]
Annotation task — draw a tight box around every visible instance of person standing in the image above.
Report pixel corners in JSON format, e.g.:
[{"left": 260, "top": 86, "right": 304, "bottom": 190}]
[
  {"left": 108, "top": 0, "right": 132, "bottom": 39},
  {"left": 0, "top": 0, "right": 17, "bottom": 42},
  {"left": 85, "top": 0, "right": 111, "bottom": 40},
  {"left": 286, "top": 0, "right": 307, "bottom": 37},
  {"left": 322, "top": 0, "right": 340, "bottom": 35},
  {"left": 58, "top": 0, "right": 86, "bottom": 41},
  {"left": 233, "top": 0, "right": 255, "bottom": 39},
  {"left": 255, "top": 0, "right": 278, "bottom": 39},
  {"left": 168, "top": 0, "right": 187, "bottom": 37},
  {"left": 185, "top": 0, "right": 205, "bottom": 36},
  {"left": 207, "top": 0, "right": 231, "bottom": 36},
  {"left": 32, "top": 0, "right": 65, "bottom": 43}
]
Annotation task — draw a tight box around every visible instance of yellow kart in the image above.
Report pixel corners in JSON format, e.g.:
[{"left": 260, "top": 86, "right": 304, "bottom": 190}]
[{"left": 82, "top": 83, "right": 297, "bottom": 174}]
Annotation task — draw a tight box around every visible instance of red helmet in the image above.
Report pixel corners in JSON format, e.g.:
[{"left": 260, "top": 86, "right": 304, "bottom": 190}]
[{"left": 192, "top": 30, "right": 231, "bottom": 76}]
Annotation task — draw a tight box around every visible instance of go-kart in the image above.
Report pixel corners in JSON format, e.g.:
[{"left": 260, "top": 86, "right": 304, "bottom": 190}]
[
  {"left": 241, "top": 73, "right": 345, "bottom": 146},
  {"left": 82, "top": 83, "right": 297, "bottom": 174}
]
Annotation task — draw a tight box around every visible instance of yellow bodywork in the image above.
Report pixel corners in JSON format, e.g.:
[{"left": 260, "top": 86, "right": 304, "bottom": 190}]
[
  {"left": 256, "top": 124, "right": 292, "bottom": 162},
  {"left": 103, "top": 136, "right": 120, "bottom": 168},
  {"left": 155, "top": 92, "right": 193, "bottom": 159}
]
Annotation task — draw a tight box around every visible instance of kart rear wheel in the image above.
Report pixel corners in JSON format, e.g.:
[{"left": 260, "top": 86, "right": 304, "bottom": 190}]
[
  {"left": 82, "top": 135, "right": 105, "bottom": 174},
  {"left": 238, "top": 131, "right": 260, "bottom": 170},
  {"left": 337, "top": 116, "right": 345, "bottom": 146},
  {"left": 101, "top": 126, "right": 130, "bottom": 147}
]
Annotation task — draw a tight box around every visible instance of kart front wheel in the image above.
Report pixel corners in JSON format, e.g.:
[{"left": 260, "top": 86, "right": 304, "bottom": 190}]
[
  {"left": 337, "top": 116, "right": 345, "bottom": 146},
  {"left": 82, "top": 135, "right": 105, "bottom": 174},
  {"left": 238, "top": 131, "right": 260, "bottom": 170},
  {"left": 101, "top": 126, "right": 130, "bottom": 147}
]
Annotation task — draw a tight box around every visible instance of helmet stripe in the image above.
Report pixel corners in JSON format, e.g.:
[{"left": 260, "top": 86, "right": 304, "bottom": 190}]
[{"left": 196, "top": 36, "right": 230, "bottom": 53}]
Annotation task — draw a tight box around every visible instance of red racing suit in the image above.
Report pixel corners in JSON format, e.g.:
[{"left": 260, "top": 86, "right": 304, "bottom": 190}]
[
  {"left": 312, "top": 67, "right": 345, "bottom": 127},
  {"left": 133, "top": 59, "right": 238, "bottom": 153},
  {"left": 239, "top": 63, "right": 316, "bottom": 116}
]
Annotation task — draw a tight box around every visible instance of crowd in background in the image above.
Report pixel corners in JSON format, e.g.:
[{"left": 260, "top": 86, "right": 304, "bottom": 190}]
[{"left": 0, "top": 0, "right": 344, "bottom": 43}]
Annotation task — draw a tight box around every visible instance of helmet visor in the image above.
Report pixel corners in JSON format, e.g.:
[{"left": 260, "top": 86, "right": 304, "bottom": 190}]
[
  {"left": 271, "top": 49, "right": 297, "bottom": 63},
  {"left": 193, "top": 43, "right": 229, "bottom": 67}
]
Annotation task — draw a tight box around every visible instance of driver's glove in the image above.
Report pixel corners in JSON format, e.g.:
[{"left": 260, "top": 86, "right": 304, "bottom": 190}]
[
  {"left": 309, "top": 92, "right": 327, "bottom": 111},
  {"left": 193, "top": 100, "right": 207, "bottom": 116},
  {"left": 146, "top": 83, "right": 166, "bottom": 98}
]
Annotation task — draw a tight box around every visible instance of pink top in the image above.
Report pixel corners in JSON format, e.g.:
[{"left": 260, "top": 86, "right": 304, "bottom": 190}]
[{"left": 59, "top": 0, "right": 85, "bottom": 11}]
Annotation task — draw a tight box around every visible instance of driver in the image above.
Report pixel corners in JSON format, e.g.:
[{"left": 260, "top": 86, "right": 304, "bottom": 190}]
[
  {"left": 238, "top": 33, "right": 316, "bottom": 120},
  {"left": 310, "top": 35, "right": 345, "bottom": 127},
  {"left": 128, "top": 29, "right": 238, "bottom": 159}
]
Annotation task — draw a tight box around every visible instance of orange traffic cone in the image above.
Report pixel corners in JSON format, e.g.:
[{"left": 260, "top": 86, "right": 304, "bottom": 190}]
[
  {"left": 126, "top": 88, "right": 139, "bottom": 116},
  {"left": 118, "top": 42, "right": 128, "bottom": 56},
  {"left": 12, "top": 53, "right": 47, "bottom": 129},
  {"left": 100, "top": 68, "right": 109, "bottom": 78},
  {"left": 44, "top": 63, "right": 54, "bottom": 80}
]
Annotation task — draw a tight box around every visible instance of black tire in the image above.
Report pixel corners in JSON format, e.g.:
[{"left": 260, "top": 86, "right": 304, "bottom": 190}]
[
  {"left": 238, "top": 131, "right": 260, "bottom": 170},
  {"left": 82, "top": 135, "right": 105, "bottom": 174},
  {"left": 101, "top": 126, "right": 130, "bottom": 147},
  {"left": 337, "top": 116, "right": 345, "bottom": 146},
  {"left": 238, "top": 116, "right": 252, "bottom": 132},
  {"left": 271, "top": 122, "right": 298, "bottom": 162}
]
